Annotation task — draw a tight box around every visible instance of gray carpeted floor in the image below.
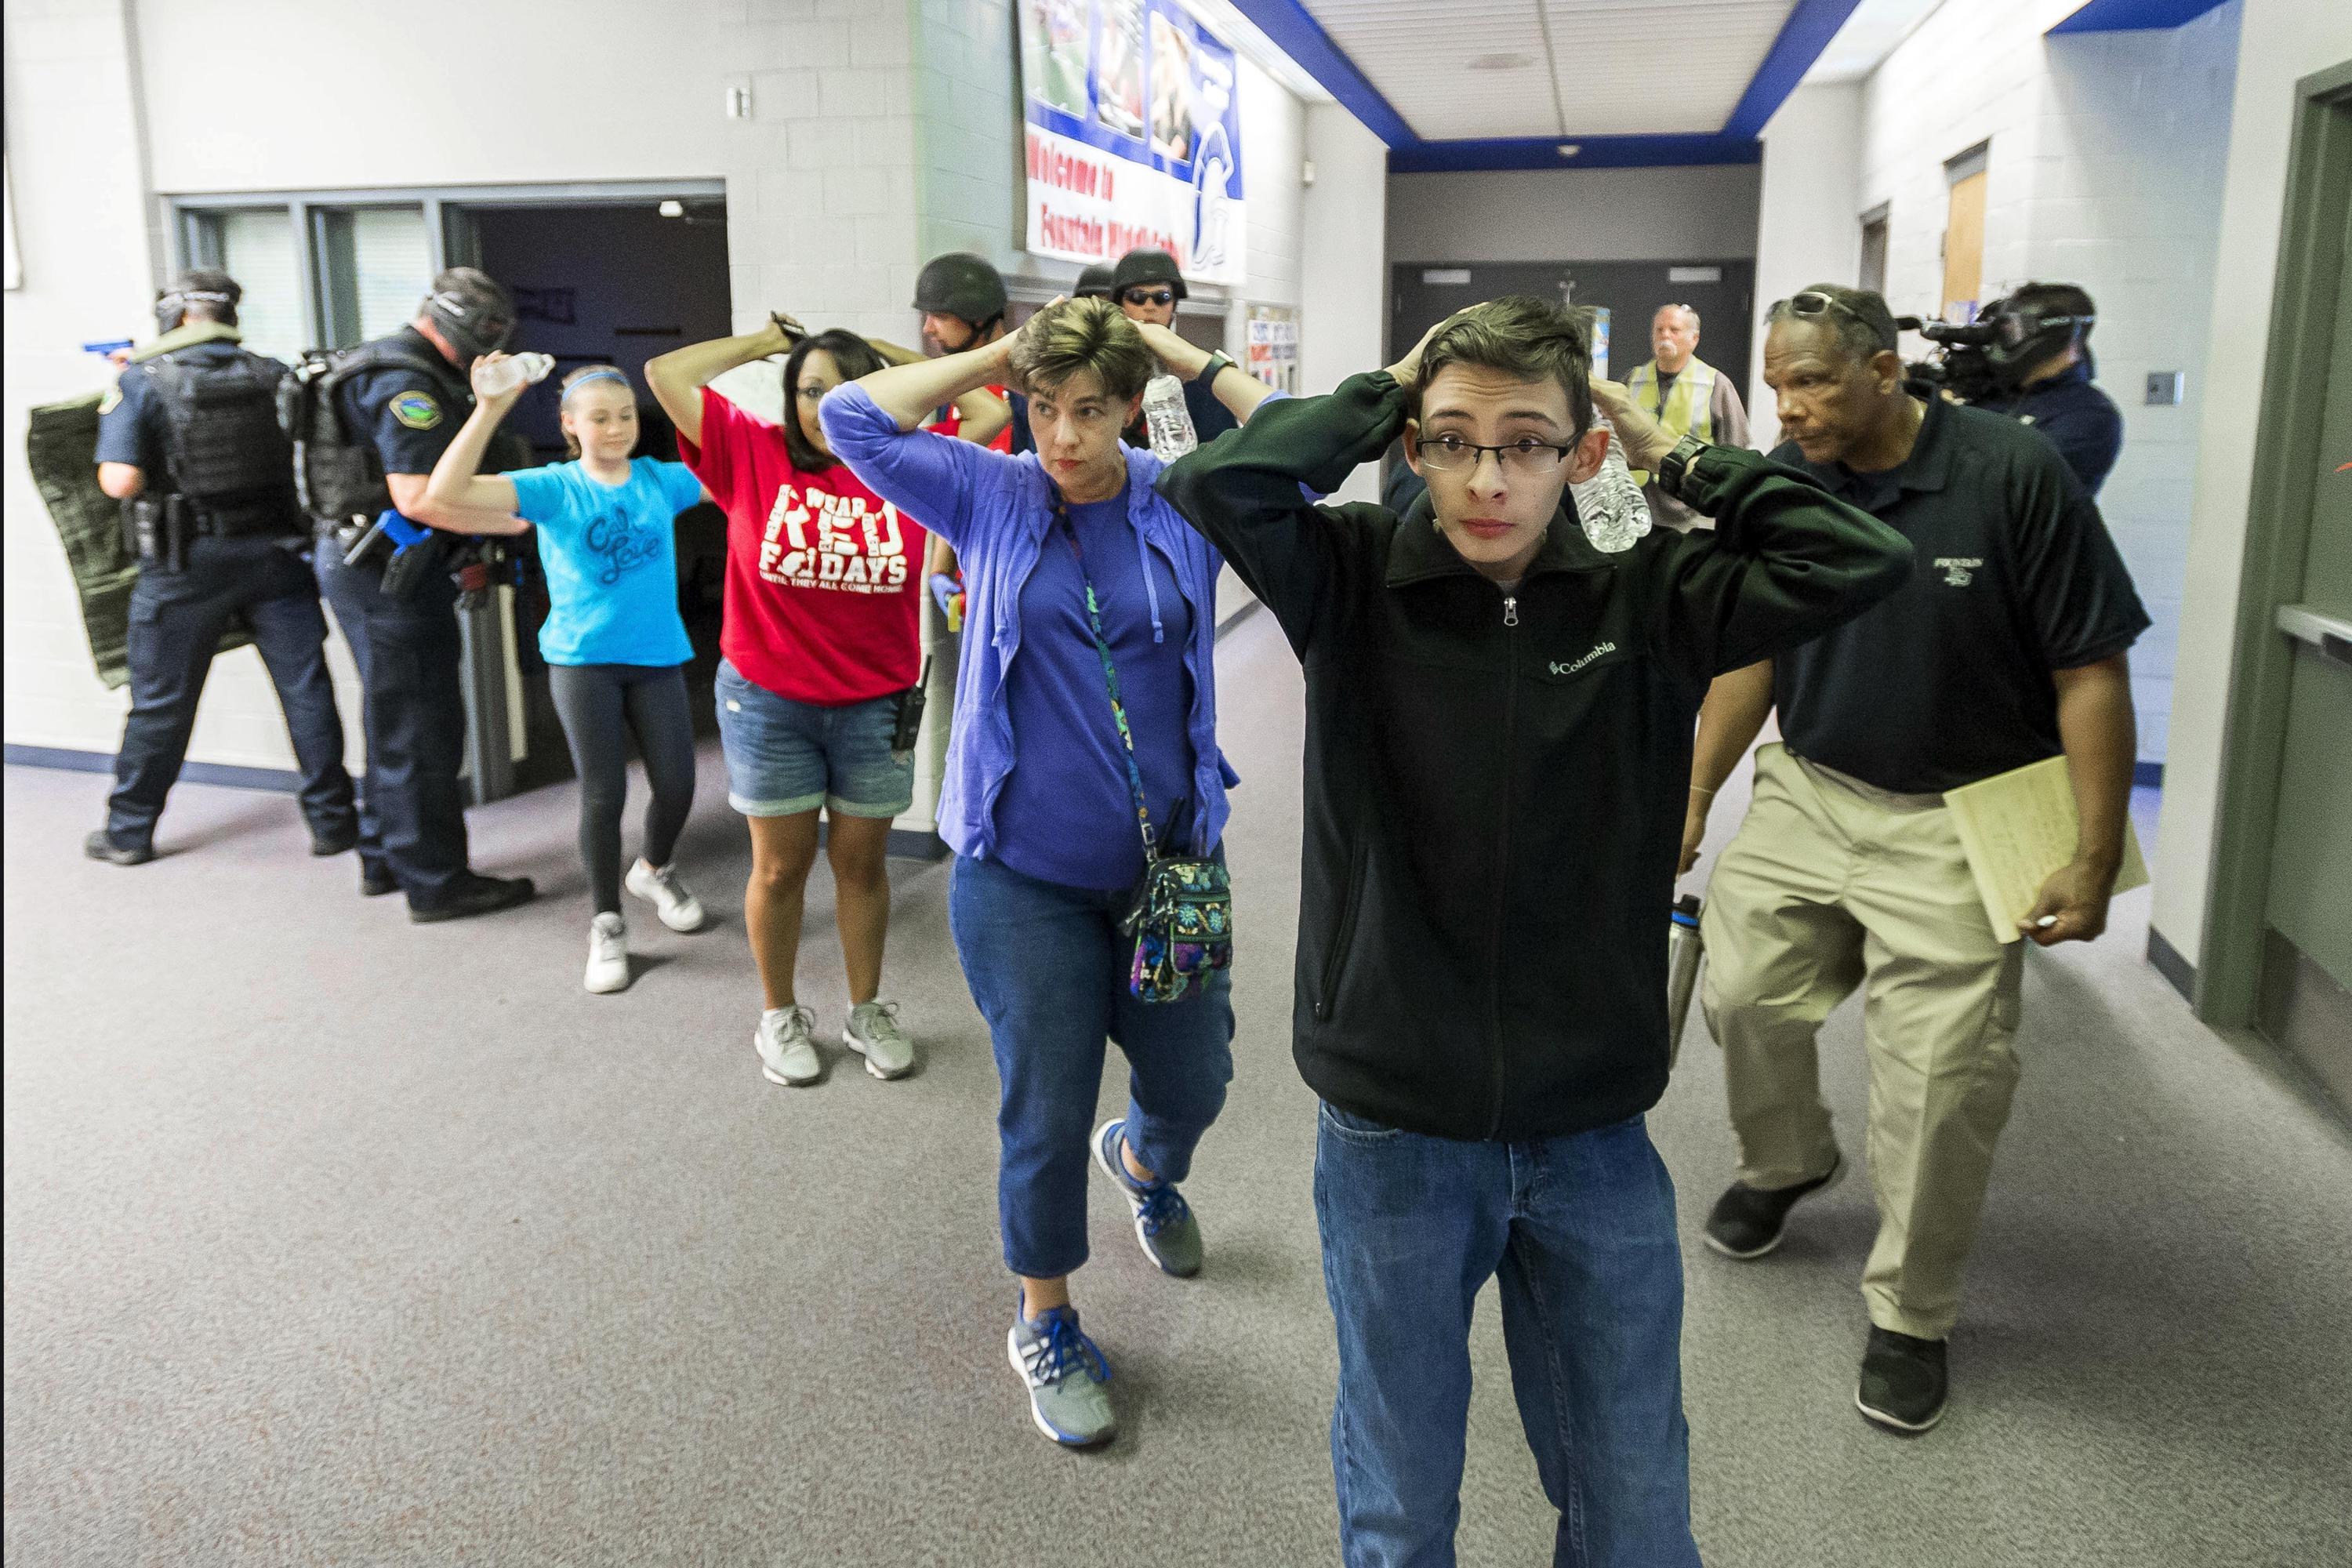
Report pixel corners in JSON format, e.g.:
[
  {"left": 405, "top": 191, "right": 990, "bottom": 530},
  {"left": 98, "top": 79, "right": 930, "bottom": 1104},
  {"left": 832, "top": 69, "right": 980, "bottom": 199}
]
[{"left": 7, "top": 611, "right": 2350, "bottom": 1567}]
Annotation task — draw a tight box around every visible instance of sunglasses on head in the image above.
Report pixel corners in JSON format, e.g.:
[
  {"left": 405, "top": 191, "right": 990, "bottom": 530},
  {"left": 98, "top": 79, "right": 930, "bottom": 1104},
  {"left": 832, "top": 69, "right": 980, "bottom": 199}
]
[
  {"left": 1777, "top": 290, "right": 1893, "bottom": 350},
  {"left": 1122, "top": 288, "right": 1176, "bottom": 307}
]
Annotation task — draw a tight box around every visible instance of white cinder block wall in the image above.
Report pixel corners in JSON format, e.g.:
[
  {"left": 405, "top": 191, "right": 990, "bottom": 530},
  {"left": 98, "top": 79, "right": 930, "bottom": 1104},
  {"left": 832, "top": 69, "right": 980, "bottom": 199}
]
[
  {"left": 1300, "top": 103, "right": 1392, "bottom": 504},
  {"left": 1748, "top": 83, "right": 1864, "bottom": 453},
  {"left": 4, "top": 0, "right": 1354, "bottom": 786},
  {"left": 1755, "top": 0, "right": 2245, "bottom": 769},
  {"left": 2153, "top": 0, "right": 2352, "bottom": 965}
]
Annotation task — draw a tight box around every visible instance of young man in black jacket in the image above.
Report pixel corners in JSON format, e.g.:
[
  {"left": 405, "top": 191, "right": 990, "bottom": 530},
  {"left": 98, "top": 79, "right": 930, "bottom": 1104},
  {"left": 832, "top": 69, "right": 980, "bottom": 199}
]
[{"left": 1156, "top": 297, "right": 1913, "bottom": 1567}]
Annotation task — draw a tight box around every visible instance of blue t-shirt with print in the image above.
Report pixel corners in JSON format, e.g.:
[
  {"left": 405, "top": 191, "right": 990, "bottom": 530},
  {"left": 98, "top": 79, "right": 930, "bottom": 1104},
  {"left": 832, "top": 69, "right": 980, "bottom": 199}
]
[{"left": 508, "top": 457, "right": 702, "bottom": 667}]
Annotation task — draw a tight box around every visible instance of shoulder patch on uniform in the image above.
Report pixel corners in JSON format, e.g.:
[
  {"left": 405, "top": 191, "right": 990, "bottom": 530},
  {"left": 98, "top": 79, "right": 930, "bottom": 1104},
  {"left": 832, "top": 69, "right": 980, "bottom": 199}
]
[
  {"left": 390, "top": 390, "right": 443, "bottom": 430},
  {"left": 98, "top": 386, "right": 123, "bottom": 416}
]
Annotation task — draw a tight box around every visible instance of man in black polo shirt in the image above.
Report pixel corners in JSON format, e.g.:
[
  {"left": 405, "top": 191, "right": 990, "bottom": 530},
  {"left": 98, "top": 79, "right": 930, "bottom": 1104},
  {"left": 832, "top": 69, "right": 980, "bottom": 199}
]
[{"left": 1680, "top": 285, "right": 2147, "bottom": 1436}]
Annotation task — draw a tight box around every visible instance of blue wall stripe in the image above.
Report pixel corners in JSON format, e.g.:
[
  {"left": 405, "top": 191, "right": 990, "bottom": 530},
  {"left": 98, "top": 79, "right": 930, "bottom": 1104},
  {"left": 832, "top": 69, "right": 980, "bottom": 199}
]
[
  {"left": 6, "top": 742, "right": 302, "bottom": 794},
  {"left": 2047, "top": 0, "right": 2231, "bottom": 34},
  {"left": 1722, "top": 0, "right": 1867, "bottom": 138},
  {"left": 1228, "top": 0, "right": 1418, "bottom": 146}
]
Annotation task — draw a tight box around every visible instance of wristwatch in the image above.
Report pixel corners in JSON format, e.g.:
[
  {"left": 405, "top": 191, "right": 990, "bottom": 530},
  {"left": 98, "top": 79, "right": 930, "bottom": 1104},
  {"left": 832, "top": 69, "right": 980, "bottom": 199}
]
[
  {"left": 1195, "top": 350, "right": 1235, "bottom": 386},
  {"left": 1658, "top": 433, "right": 1708, "bottom": 502}
]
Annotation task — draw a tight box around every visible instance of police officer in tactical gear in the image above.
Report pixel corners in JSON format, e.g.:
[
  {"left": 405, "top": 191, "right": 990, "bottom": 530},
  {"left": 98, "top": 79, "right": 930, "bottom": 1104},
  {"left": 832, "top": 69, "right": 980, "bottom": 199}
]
[
  {"left": 308, "top": 266, "right": 535, "bottom": 921},
  {"left": 1969, "top": 283, "right": 2123, "bottom": 495},
  {"left": 912, "top": 252, "right": 1032, "bottom": 453},
  {"left": 1109, "top": 247, "right": 1239, "bottom": 448},
  {"left": 85, "top": 269, "right": 361, "bottom": 867},
  {"left": 1073, "top": 261, "right": 1117, "bottom": 300}
]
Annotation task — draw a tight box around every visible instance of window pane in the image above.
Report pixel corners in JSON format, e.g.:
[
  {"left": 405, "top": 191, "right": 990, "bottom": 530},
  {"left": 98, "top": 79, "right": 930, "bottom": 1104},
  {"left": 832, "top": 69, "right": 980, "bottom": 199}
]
[
  {"left": 212, "top": 209, "right": 303, "bottom": 364},
  {"left": 318, "top": 206, "right": 430, "bottom": 348}
]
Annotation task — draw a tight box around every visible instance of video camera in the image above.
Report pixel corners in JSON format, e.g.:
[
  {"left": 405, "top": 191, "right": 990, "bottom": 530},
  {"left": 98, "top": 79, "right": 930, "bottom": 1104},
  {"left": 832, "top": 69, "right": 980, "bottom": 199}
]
[{"left": 1896, "top": 292, "right": 2094, "bottom": 405}]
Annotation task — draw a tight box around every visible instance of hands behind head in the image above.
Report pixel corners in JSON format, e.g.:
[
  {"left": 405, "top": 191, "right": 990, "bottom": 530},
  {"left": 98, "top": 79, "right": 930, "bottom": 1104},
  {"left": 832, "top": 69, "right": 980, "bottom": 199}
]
[
  {"left": 1588, "top": 378, "right": 1675, "bottom": 471},
  {"left": 1131, "top": 320, "right": 1209, "bottom": 379},
  {"left": 767, "top": 311, "right": 807, "bottom": 351},
  {"left": 1384, "top": 311, "right": 1463, "bottom": 395}
]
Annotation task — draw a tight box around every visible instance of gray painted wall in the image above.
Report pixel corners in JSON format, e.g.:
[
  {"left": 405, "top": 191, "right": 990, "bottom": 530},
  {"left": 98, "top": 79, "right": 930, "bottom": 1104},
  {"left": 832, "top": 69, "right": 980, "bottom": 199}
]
[{"left": 1386, "top": 165, "right": 1762, "bottom": 263}]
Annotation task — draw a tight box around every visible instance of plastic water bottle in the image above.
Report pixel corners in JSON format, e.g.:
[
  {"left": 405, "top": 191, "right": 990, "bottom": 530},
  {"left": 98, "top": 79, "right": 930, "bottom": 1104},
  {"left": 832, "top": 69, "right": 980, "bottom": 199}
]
[
  {"left": 1568, "top": 415, "right": 1652, "bottom": 554},
  {"left": 1140, "top": 373, "right": 1198, "bottom": 463},
  {"left": 476, "top": 352, "right": 556, "bottom": 397}
]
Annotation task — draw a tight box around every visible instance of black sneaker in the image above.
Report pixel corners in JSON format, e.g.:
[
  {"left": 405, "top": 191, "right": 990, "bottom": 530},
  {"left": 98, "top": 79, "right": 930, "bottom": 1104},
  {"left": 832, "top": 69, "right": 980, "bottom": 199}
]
[
  {"left": 1857, "top": 1327, "right": 1948, "bottom": 1435},
  {"left": 310, "top": 822, "right": 359, "bottom": 857},
  {"left": 360, "top": 862, "right": 398, "bottom": 898},
  {"left": 84, "top": 830, "right": 154, "bottom": 866},
  {"left": 409, "top": 873, "right": 536, "bottom": 924},
  {"left": 1703, "top": 1154, "right": 1845, "bottom": 1259}
]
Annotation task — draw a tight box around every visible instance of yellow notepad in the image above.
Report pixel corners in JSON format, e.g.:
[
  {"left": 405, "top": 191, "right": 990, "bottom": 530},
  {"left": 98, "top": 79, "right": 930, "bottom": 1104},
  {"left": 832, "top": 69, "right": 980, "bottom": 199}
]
[{"left": 1943, "top": 755, "right": 2149, "bottom": 944}]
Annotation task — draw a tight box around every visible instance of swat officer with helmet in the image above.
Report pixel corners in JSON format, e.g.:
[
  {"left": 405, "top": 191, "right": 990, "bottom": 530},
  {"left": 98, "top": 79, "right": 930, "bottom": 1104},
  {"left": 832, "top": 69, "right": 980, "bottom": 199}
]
[
  {"left": 913, "top": 252, "right": 1031, "bottom": 452},
  {"left": 1109, "top": 247, "right": 1238, "bottom": 449},
  {"left": 303, "top": 267, "right": 535, "bottom": 922},
  {"left": 85, "top": 269, "right": 362, "bottom": 868}
]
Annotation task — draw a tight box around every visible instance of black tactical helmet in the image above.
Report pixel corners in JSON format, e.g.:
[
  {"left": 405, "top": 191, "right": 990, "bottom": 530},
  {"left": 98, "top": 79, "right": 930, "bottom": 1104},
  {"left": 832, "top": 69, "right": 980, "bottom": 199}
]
[
  {"left": 422, "top": 267, "right": 517, "bottom": 361},
  {"left": 1111, "top": 248, "right": 1187, "bottom": 302},
  {"left": 1980, "top": 284, "right": 2096, "bottom": 383},
  {"left": 912, "top": 252, "right": 1009, "bottom": 328},
  {"left": 155, "top": 268, "right": 241, "bottom": 332},
  {"left": 1074, "top": 262, "right": 1118, "bottom": 299}
]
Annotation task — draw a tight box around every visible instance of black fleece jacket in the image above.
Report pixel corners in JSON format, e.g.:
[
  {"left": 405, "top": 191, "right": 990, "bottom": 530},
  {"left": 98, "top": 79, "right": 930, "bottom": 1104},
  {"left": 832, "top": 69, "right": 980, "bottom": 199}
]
[{"left": 1156, "top": 372, "right": 1914, "bottom": 1141}]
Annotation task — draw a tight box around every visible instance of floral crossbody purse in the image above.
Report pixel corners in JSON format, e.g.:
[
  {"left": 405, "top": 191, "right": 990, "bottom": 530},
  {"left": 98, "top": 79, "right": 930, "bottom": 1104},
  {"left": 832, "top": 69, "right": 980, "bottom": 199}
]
[{"left": 1054, "top": 502, "right": 1232, "bottom": 1003}]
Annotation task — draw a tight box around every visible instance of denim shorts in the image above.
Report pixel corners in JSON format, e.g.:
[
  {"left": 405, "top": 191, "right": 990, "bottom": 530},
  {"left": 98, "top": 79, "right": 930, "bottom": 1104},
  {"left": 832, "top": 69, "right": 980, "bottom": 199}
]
[{"left": 713, "top": 658, "right": 914, "bottom": 819}]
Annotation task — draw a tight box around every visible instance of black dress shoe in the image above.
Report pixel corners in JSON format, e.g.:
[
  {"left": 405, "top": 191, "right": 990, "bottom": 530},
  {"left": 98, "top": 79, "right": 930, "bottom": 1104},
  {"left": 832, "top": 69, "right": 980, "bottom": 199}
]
[
  {"left": 1703, "top": 1153, "right": 1845, "bottom": 1259},
  {"left": 84, "top": 830, "right": 154, "bottom": 866},
  {"left": 310, "top": 823, "right": 360, "bottom": 857},
  {"left": 409, "top": 873, "right": 537, "bottom": 924},
  {"left": 360, "top": 864, "right": 399, "bottom": 898},
  {"left": 1857, "top": 1327, "right": 1949, "bottom": 1435}
]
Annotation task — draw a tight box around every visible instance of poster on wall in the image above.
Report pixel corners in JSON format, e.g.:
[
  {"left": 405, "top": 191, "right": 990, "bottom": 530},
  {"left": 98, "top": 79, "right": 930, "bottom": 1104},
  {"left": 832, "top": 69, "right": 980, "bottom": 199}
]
[
  {"left": 1245, "top": 303, "right": 1296, "bottom": 394},
  {"left": 1018, "top": 0, "right": 1247, "bottom": 285}
]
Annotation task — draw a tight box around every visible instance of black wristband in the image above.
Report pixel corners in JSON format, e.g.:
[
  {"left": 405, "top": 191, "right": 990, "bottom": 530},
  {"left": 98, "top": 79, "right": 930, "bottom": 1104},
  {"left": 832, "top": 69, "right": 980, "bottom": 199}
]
[
  {"left": 1658, "top": 434, "right": 1708, "bottom": 501},
  {"left": 1196, "top": 350, "right": 1234, "bottom": 386}
]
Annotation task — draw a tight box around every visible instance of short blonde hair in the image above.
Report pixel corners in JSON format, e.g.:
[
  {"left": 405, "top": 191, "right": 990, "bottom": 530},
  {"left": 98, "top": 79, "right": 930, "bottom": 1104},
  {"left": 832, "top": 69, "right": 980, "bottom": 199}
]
[{"left": 1009, "top": 296, "right": 1155, "bottom": 401}]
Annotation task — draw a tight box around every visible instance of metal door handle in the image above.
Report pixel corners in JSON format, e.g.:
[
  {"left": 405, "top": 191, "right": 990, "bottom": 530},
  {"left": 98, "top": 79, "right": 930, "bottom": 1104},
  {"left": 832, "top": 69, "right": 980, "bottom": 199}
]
[{"left": 2276, "top": 603, "right": 2352, "bottom": 666}]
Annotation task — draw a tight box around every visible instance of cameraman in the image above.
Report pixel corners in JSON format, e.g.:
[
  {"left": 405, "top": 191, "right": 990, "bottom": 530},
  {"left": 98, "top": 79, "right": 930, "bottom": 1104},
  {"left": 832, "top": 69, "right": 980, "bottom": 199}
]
[
  {"left": 84, "top": 270, "right": 360, "bottom": 867},
  {"left": 1968, "top": 284, "right": 2123, "bottom": 495},
  {"left": 1686, "top": 285, "right": 2148, "bottom": 1437}
]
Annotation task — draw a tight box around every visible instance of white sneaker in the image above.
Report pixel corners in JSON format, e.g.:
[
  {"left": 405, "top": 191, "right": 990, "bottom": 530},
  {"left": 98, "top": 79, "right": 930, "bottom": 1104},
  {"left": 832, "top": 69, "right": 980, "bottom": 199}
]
[
  {"left": 754, "top": 1005, "right": 822, "bottom": 1086},
  {"left": 843, "top": 1000, "right": 916, "bottom": 1080},
  {"left": 626, "top": 858, "right": 706, "bottom": 932},
  {"left": 584, "top": 913, "right": 630, "bottom": 993}
]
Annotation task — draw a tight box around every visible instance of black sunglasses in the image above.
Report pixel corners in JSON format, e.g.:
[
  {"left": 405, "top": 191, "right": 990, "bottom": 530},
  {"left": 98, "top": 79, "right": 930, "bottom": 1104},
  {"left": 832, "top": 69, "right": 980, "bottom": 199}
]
[{"left": 1122, "top": 287, "right": 1176, "bottom": 307}]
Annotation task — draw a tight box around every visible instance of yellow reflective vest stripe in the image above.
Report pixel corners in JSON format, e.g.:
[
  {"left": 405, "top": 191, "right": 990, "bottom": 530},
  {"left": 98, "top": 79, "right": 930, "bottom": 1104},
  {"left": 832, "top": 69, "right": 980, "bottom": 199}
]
[{"left": 1625, "top": 358, "right": 1716, "bottom": 484}]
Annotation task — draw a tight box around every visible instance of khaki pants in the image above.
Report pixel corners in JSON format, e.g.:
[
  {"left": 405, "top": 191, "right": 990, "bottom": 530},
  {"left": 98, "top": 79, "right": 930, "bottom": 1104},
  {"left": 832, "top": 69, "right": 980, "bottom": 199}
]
[{"left": 1700, "top": 744, "right": 2024, "bottom": 1340}]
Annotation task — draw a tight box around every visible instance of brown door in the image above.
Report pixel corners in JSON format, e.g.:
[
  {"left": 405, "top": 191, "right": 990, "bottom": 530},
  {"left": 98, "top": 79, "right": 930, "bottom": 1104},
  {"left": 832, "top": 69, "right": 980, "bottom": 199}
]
[{"left": 1943, "top": 169, "right": 1987, "bottom": 321}]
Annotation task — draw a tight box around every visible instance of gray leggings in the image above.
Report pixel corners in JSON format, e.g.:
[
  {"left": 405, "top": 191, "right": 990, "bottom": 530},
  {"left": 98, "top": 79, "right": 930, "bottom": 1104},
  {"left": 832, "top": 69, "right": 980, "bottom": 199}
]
[{"left": 546, "top": 662, "right": 698, "bottom": 914}]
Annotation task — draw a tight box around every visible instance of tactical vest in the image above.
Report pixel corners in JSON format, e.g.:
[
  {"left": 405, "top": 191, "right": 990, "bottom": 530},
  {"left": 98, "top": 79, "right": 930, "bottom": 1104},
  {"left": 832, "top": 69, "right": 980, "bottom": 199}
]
[
  {"left": 280, "top": 336, "right": 472, "bottom": 526},
  {"left": 138, "top": 347, "right": 303, "bottom": 535}
]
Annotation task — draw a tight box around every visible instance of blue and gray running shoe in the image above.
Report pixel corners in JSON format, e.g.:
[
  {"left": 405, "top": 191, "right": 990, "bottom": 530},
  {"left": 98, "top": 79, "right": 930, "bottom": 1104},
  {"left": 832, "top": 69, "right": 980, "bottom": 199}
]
[
  {"left": 1093, "top": 1118, "right": 1203, "bottom": 1277},
  {"left": 1006, "top": 1301, "right": 1115, "bottom": 1447}
]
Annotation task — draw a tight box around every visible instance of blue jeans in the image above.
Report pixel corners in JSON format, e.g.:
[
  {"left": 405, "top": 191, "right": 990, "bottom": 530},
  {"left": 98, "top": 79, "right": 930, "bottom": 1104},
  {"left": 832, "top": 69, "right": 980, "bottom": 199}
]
[
  {"left": 1315, "top": 1105, "right": 1701, "bottom": 1568},
  {"left": 109, "top": 536, "right": 357, "bottom": 849},
  {"left": 949, "top": 853, "right": 1234, "bottom": 1279}
]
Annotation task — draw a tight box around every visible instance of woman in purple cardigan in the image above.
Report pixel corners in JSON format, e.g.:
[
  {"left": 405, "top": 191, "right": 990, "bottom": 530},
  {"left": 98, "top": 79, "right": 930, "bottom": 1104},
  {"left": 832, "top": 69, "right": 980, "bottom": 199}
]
[{"left": 819, "top": 296, "right": 1275, "bottom": 1450}]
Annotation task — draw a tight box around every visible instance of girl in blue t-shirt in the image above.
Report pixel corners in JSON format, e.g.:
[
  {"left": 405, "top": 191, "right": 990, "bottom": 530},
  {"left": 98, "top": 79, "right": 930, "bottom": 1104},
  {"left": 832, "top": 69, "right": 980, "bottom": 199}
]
[{"left": 427, "top": 358, "right": 713, "bottom": 995}]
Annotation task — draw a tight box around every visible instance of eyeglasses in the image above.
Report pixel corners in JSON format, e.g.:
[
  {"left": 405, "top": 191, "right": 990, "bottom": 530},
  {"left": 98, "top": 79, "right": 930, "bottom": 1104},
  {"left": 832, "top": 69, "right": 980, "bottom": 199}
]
[
  {"left": 1121, "top": 288, "right": 1176, "bottom": 307},
  {"left": 1414, "top": 434, "right": 1574, "bottom": 474}
]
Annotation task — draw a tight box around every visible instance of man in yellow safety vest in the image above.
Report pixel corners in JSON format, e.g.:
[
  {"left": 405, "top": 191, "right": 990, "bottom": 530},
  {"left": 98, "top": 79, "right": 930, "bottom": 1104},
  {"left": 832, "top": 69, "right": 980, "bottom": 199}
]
[{"left": 1626, "top": 303, "right": 1750, "bottom": 530}]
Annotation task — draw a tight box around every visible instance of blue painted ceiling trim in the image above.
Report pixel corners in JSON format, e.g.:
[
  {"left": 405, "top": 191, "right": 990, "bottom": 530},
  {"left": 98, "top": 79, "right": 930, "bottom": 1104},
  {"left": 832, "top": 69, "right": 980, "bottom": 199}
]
[
  {"left": 1232, "top": 0, "right": 1858, "bottom": 172},
  {"left": 1724, "top": 0, "right": 1866, "bottom": 138},
  {"left": 2047, "top": 0, "right": 2232, "bottom": 34},
  {"left": 1390, "top": 133, "right": 1762, "bottom": 173},
  {"left": 1225, "top": 0, "right": 1417, "bottom": 147}
]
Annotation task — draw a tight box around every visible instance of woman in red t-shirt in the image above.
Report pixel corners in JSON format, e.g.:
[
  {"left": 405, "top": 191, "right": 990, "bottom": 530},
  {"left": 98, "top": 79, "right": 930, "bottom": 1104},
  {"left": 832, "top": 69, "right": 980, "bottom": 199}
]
[{"left": 648, "top": 315, "right": 1008, "bottom": 1089}]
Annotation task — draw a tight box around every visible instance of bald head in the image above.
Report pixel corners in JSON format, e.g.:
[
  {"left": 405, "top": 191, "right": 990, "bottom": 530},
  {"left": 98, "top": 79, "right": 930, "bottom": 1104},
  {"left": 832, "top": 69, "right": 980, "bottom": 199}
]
[{"left": 1651, "top": 304, "right": 1700, "bottom": 372}]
